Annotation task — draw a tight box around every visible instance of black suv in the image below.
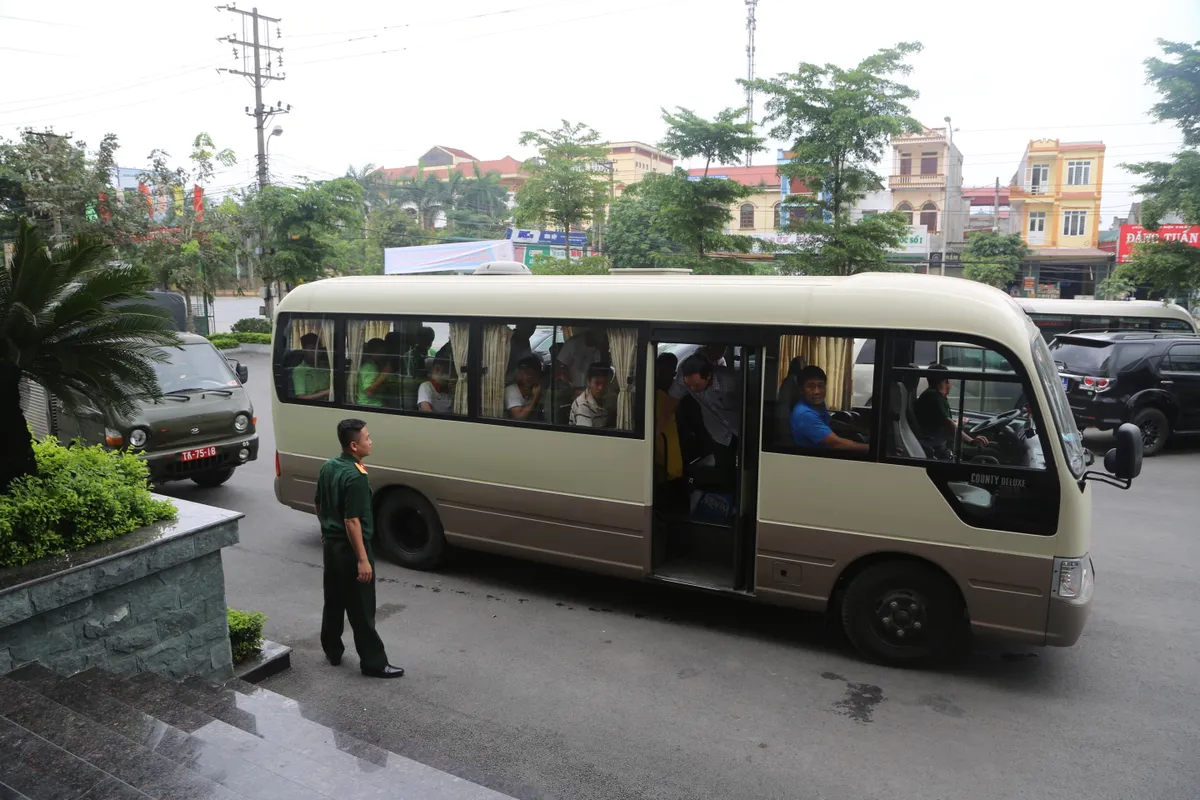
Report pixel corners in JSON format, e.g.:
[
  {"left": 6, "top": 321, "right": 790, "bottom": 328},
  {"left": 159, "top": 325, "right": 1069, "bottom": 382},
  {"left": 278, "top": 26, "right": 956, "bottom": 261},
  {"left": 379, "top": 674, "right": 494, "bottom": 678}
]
[{"left": 1049, "top": 331, "right": 1200, "bottom": 456}]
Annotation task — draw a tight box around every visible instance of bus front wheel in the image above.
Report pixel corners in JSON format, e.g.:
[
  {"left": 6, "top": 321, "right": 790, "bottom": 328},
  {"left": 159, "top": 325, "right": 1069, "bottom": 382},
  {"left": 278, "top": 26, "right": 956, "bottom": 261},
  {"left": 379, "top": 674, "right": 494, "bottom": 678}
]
[
  {"left": 840, "top": 561, "right": 966, "bottom": 667},
  {"left": 376, "top": 488, "right": 447, "bottom": 570}
]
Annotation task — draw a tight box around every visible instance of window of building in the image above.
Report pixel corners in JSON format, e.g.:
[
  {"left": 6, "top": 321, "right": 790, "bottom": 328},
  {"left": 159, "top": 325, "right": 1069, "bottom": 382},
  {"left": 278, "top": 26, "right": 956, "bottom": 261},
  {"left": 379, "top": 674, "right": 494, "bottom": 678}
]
[
  {"left": 1063, "top": 210, "right": 1087, "bottom": 237},
  {"left": 1028, "top": 211, "right": 1046, "bottom": 233},
  {"left": 920, "top": 152, "right": 938, "bottom": 175},
  {"left": 861, "top": 209, "right": 879, "bottom": 216},
  {"left": 275, "top": 315, "right": 335, "bottom": 404},
  {"left": 480, "top": 323, "right": 640, "bottom": 432},
  {"left": 919, "top": 202, "right": 938, "bottom": 232},
  {"left": 762, "top": 334, "right": 876, "bottom": 458},
  {"left": 1027, "top": 164, "right": 1049, "bottom": 193},
  {"left": 1066, "top": 160, "right": 1091, "bottom": 186},
  {"left": 739, "top": 203, "right": 755, "bottom": 229},
  {"left": 899, "top": 153, "right": 912, "bottom": 175},
  {"left": 773, "top": 203, "right": 781, "bottom": 230},
  {"left": 896, "top": 202, "right": 913, "bottom": 225},
  {"left": 342, "top": 318, "right": 462, "bottom": 415}
]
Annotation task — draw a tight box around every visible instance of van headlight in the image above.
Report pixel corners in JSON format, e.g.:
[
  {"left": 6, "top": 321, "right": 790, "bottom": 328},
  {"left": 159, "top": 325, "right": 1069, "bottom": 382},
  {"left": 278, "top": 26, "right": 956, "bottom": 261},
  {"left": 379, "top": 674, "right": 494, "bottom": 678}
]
[
  {"left": 1052, "top": 555, "right": 1094, "bottom": 604},
  {"left": 128, "top": 428, "right": 148, "bottom": 449},
  {"left": 233, "top": 413, "right": 250, "bottom": 433}
]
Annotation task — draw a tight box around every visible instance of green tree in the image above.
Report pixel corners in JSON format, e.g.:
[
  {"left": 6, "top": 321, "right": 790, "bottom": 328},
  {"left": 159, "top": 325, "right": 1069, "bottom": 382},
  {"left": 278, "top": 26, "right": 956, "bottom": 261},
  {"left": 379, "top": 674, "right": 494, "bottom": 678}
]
[
  {"left": 659, "top": 106, "right": 763, "bottom": 176},
  {"left": 513, "top": 121, "right": 610, "bottom": 260},
  {"left": 1103, "top": 40, "right": 1200, "bottom": 303},
  {"left": 527, "top": 252, "right": 611, "bottom": 275},
  {"left": 744, "top": 43, "right": 923, "bottom": 275},
  {"left": 248, "top": 177, "right": 364, "bottom": 288},
  {"left": 605, "top": 192, "right": 682, "bottom": 268},
  {"left": 631, "top": 169, "right": 756, "bottom": 261},
  {"left": 0, "top": 221, "right": 180, "bottom": 491},
  {"left": 961, "top": 232, "right": 1030, "bottom": 289}
]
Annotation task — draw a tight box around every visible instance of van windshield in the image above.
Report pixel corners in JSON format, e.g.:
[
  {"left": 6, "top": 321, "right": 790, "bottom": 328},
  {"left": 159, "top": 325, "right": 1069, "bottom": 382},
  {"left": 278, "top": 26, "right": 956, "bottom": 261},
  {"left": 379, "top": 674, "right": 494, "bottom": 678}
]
[
  {"left": 154, "top": 343, "right": 239, "bottom": 393},
  {"left": 1033, "top": 335, "right": 1086, "bottom": 478}
]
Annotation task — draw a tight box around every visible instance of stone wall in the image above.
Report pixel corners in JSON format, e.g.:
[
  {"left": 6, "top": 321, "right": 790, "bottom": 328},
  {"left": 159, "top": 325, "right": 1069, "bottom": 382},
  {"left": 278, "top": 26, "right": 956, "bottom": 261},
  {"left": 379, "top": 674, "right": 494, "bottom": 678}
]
[{"left": 0, "top": 498, "right": 242, "bottom": 683}]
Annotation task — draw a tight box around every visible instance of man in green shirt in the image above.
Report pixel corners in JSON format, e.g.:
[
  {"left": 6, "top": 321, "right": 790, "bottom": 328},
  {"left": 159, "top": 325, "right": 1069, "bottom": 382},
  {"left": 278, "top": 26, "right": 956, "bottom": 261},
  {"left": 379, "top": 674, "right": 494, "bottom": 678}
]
[
  {"left": 914, "top": 364, "right": 993, "bottom": 459},
  {"left": 292, "top": 333, "right": 331, "bottom": 401},
  {"left": 314, "top": 418, "right": 404, "bottom": 678}
]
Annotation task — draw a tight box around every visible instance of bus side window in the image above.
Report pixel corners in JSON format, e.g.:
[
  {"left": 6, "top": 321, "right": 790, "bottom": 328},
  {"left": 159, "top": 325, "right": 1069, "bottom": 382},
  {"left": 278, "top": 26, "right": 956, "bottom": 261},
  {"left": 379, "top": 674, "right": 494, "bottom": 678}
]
[{"left": 276, "top": 315, "right": 334, "bottom": 403}]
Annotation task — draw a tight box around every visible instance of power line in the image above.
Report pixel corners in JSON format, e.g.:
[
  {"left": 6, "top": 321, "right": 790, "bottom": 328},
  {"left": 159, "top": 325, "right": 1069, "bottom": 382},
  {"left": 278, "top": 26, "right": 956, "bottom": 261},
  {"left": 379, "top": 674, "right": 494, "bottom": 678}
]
[
  {"left": 286, "top": 0, "right": 589, "bottom": 40},
  {"left": 0, "top": 13, "right": 84, "bottom": 28}
]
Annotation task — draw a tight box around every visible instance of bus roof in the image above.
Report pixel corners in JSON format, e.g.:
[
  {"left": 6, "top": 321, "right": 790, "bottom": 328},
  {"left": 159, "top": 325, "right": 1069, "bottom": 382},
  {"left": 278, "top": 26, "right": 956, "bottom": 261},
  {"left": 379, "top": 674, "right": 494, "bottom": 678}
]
[
  {"left": 278, "top": 272, "right": 1036, "bottom": 346},
  {"left": 1015, "top": 296, "right": 1194, "bottom": 320}
]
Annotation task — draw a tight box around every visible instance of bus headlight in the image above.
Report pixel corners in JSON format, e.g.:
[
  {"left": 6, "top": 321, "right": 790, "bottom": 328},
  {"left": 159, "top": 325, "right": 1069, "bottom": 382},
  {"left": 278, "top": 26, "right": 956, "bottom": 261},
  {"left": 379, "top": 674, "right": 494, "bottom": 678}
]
[
  {"left": 1053, "top": 555, "right": 1093, "bottom": 603},
  {"left": 233, "top": 413, "right": 250, "bottom": 433},
  {"left": 128, "top": 428, "right": 148, "bottom": 449}
]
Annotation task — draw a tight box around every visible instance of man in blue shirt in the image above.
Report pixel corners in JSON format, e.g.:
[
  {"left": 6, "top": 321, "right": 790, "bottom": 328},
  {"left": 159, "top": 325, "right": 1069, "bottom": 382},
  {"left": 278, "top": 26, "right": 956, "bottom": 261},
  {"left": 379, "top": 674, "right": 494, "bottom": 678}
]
[{"left": 789, "top": 365, "right": 869, "bottom": 453}]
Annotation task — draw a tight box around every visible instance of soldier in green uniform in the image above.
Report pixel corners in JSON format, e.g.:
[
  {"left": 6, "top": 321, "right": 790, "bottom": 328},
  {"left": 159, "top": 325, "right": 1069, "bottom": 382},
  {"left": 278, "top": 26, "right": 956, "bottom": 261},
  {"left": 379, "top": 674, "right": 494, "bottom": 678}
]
[{"left": 314, "top": 418, "right": 404, "bottom": 678}]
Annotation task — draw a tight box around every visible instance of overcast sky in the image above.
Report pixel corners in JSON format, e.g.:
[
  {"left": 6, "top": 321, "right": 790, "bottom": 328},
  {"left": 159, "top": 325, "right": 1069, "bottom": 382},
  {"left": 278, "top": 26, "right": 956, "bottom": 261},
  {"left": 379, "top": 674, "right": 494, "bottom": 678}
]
[{"left": 3, "top": 0, "right": 1197, "bottom": 224}]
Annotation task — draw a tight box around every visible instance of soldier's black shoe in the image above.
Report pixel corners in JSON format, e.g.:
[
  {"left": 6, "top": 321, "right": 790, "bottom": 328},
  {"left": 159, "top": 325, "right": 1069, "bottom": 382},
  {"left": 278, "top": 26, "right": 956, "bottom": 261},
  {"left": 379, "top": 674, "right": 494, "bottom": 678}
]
[
  {"left": 362, "top": 665, "right": 404, "bottom": 678},
  {"left": 326, "top": 653, "right": 342, "bottom": 666}
]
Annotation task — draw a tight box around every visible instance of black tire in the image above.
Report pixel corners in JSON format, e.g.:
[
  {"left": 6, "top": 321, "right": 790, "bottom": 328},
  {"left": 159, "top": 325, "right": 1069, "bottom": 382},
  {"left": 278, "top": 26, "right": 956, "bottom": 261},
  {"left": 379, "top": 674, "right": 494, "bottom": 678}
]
[
  {"left": 191, "top": 467, "right": 234, "bottom": 487},
  {"left": 1131, "top": 407, "right": 1170, "bottom": 457},
  {"left": 375, "top": 488, "right": 447, "bottom": 570},
  {"left": 840, "top": 561, "right": 966, "bottom": 668}
]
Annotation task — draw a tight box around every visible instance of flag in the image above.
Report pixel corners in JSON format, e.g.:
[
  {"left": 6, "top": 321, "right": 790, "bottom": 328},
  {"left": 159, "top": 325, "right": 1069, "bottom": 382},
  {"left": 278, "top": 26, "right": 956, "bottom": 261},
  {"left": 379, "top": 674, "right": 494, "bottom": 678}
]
[
  {"left": 138, "top": 183, "right": 153, "bottom": 217},
  {"left": 193, "top": 185, "right": 205, "bottom": 224},
  {"left": 173, "top": 185, "right": 184, "bottom": 217},
  {"left": 98, "top": 191, "right": 111, "bottom": 221}
]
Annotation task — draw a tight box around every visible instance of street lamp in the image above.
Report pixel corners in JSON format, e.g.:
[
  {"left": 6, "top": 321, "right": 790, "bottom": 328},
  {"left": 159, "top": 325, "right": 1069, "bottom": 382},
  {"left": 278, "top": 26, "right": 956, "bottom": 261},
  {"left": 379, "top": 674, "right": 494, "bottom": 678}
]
[
  {"left": 940, "top": 115, "right": 953, "bottom": 276},
  {"left": 265, "top": 125, "right": 283, "bottom": 178}
]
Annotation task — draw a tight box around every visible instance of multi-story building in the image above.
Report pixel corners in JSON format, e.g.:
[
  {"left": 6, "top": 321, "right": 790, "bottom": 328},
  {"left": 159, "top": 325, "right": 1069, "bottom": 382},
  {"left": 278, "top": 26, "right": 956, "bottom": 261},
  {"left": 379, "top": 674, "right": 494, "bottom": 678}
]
[
  {"left": 887, "top": 126, "right": 969, "bottom": 250},
  {"left": 1009, "top": 139, "right": 1105, "bottom": 249},
  {"left": 685, "top": 164, "right": 785, "bottom": 236},
  {"left": 378, "top": 145, "right": 525, "bottom": 194},
  {"left": 605, "top": 141, "right": 676, "bottom": 197}
]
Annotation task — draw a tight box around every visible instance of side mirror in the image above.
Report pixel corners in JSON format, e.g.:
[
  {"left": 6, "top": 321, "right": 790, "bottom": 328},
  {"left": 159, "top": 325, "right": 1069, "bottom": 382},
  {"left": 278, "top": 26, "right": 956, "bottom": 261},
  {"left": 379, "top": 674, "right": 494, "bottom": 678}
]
[
  {"left": 236, "top": 363, "right": 249, "bottom": 384},
  {"left": 1104, "top": 423, "right": 1143, "bottom": 481}
]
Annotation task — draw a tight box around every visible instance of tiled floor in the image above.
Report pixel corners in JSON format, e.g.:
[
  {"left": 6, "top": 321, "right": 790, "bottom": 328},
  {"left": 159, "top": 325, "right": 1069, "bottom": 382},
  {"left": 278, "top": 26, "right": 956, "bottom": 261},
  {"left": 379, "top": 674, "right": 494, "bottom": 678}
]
[{"left": 0, "top": 664, "right": 512, "bottom": 800}]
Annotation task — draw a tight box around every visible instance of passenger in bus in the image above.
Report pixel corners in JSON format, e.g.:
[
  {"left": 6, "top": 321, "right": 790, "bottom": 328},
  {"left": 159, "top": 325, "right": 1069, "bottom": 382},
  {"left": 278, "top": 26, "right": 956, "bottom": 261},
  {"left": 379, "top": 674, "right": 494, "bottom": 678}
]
[
  {"left": 663, "top": 354, "right": 742, "bottom": 485},
  {"left": 417, "top": 359, "right": 453, "bottom": 414},
  {"left": 506, "top": 322, "right": 538, "bottom": 381},
  {"left": 355, "top": 338, "right": 392, "bottom": 407},
  {"left": 914, "top": 364, "right": 994, "bottom": 456},
  {"left": 293, "top": 333, "right": 332, "bottom": 401},
  {"left": 404, "top": 327, "right": 436, "bottom": 377},
  {"left": 505, "top": 356, "right": 544, "bottom": 421},
  {"left": 569, "top": 363, "right": 612, "bottom": 428},
  {"left": 557, "top": 328, "right": 605, "bottom": 395},
  {"left": 654, "top": 353, "right": 684, "bottom": 483},
  {"left": 790, "top": 365, "right": 869, "bottom": 453}
]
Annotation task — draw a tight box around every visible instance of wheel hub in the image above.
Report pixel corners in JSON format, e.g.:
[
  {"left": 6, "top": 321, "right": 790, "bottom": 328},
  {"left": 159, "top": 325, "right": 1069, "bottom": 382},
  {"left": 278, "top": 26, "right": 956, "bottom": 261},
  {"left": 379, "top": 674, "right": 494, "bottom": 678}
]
[{"left": 875, "top": 591, "right": 926, "bottom": 641}]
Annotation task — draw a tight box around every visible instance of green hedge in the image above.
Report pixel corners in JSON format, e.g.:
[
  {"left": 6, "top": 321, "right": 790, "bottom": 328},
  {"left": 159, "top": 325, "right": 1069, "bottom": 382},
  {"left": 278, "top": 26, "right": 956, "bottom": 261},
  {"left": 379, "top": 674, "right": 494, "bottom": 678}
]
[
  {"left": 230, "top": 317, "right": 271, "bottom": 334},
  {"left": 0, "top": 437, "right": 176, "bottom": 568},
  {"left": 206, "top": 332, "right": 271, "bottom": 349},
  {"left": 227, "top": 608, "right": 267, "bottom": 663}
]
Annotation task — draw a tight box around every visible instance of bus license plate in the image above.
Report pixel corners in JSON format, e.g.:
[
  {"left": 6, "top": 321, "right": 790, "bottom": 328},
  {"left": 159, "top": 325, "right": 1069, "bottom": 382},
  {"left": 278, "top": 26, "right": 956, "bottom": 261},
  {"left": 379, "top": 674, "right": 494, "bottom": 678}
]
[
  {"left": 1061, "top": 377, "right": 1070, "bottom": 390},
  {"left": 181, "top": 446, "right": 217, "bottom": 462}
]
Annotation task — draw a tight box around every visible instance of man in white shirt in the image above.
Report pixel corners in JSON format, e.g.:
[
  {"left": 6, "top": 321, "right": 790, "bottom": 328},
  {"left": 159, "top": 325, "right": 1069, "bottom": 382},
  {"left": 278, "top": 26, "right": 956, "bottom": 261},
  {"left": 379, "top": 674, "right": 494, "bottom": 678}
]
[
  {"left": 659, "top": 353, "right": 741, "bottom": 486},
  {"left": 417, "top": 360, "right": 453, "bottom": 414},
  {"left": 557, "top": 329, "right": 605, "bottom": 393},
  {"left": 569, "top": 364, "right": 612, "bottom": 428},
  {"left": 505, "top": 357, "right": 544, "bottom": 421}
]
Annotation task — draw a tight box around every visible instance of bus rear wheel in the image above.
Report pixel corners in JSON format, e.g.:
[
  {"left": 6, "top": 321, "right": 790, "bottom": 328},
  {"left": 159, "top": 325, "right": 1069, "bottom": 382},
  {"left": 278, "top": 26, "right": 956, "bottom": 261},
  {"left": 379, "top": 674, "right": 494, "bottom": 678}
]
[
  {"left": 840, "top": 561, "right": 966, "bottom": 667},
  {"left": 376, "top": 488, "right": 447, "bottom": 571}
]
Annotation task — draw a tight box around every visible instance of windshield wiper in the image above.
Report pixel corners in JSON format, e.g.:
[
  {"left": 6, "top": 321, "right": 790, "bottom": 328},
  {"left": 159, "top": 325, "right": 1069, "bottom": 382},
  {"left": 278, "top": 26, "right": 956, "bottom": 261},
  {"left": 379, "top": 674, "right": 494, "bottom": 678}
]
[
  {"left": 200, "top": 388, "right": 233, "bottom": 397},
  {"left": 160, "top": 393, "right": 190, "bottom": 402},
  {"left": 165, "top": 387, "right": 233, "bottom": 397}
]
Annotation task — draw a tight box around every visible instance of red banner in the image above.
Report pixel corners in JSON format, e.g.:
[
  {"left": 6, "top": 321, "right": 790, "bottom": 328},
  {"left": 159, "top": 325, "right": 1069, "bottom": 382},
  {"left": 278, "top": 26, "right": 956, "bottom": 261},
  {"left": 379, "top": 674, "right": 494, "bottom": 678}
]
[
  {"left": 1117, "top": 223, "right": 1200, "bottom": 263},
  {"left": 193, "top": 185, "right": 205, "bottom": 224}
]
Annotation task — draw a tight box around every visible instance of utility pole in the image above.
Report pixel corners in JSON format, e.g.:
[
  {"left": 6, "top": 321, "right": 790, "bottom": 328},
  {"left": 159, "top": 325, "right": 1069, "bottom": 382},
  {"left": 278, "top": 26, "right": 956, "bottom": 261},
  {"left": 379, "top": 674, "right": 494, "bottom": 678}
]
[
  {"left": 993, "top": 177, "right": 1000, "bottom": 233},
  {"left": 940, "top": 116, "right": 953, "bottom": 276},
  {"left": 216, "top": 6, "right": 289, "bottom": 189},
  {"left": 216, "top": 5, "right": 289, "bottom": 313},
  {"left": 744, "top": 0, "right": 758, "bottom": 167}
]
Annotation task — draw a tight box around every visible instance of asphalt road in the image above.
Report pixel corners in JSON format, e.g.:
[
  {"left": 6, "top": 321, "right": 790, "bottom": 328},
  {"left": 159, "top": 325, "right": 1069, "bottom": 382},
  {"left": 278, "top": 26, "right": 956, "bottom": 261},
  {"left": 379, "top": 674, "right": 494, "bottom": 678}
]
[{"left": 157, "top": 351, "right": 1200, "bottom": 800}]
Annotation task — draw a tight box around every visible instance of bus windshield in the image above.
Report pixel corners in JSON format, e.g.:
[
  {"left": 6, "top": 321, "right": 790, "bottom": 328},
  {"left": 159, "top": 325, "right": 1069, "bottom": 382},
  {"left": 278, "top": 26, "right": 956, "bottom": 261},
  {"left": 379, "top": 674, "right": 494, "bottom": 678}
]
[{"left": 1032, "top": 334, "right": 1086, "bottom": 478}]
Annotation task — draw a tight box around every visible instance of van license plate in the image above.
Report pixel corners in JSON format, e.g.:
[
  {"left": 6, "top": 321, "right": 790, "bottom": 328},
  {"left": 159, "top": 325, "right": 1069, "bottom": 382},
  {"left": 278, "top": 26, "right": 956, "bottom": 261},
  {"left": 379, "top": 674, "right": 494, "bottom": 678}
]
[{"left": 181, "top": 446, "right": 217, "bottom": 462}]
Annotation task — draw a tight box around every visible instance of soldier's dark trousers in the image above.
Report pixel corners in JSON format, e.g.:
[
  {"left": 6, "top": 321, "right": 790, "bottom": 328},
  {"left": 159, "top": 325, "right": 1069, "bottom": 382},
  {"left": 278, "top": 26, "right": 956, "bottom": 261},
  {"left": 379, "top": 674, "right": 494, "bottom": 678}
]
[{"left": 321, "top": 538, "right": 389, "bottom": 673}]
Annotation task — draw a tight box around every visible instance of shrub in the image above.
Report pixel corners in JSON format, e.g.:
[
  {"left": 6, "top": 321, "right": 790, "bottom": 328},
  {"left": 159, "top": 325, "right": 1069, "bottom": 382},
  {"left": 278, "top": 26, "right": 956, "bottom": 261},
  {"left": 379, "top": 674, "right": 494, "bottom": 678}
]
[
  {"left": 207, "top": 332, "right": 270, "bottom": 347},
  {"left": 227, "top": 608, "right": 267, "bottom": 663},
  {"left": 231, "top": 317, "right": 271, "bottom": 334},
  {"left": 0, "top": 437, "right": 176, "bottom": 568}
]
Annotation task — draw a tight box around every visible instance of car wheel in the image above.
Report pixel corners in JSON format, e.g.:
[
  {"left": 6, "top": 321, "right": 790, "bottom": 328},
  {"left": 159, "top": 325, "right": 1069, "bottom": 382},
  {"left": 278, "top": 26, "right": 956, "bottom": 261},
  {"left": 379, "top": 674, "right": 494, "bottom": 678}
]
[
  {"left": 1131, "top": 407, "right": 1170, "bottom": 457},
  {"left": 840, "top": 561, "right": 967, "bottom": 668},
  {"left": 376, "top": 488, "right": 447, "bottom": 570},
  {"left": 191, "top": 467, "right": 234, "bottom": 488}
]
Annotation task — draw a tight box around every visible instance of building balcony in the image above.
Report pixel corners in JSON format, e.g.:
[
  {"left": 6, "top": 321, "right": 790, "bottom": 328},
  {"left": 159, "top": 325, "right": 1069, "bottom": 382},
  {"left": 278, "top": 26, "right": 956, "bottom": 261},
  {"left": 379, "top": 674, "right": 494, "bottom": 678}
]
[
  {"left": 1010, "top": 184, "right": 1056, "bottom": 199},
  {"left": 894, "top": 128, "right": 948, "bottom": 146},
  {"left": 889, "top": 173, "right": 945, "bottom": 188}
]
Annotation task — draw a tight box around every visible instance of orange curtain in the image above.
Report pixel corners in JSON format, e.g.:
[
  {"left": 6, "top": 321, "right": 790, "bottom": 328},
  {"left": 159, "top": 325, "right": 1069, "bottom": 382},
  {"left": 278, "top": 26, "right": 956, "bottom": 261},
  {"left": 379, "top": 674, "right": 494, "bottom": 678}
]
[{"left": 778, "top": 336, "right": 853, "bottom": 410}]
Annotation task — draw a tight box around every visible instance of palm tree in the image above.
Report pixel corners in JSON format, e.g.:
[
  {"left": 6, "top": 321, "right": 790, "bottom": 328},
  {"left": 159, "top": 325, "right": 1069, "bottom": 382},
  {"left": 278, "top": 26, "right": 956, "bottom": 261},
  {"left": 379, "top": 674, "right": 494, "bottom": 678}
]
[
  {"left": 0, "top": 220, "right": 181, "bottom": 491},
  {"left": 393, "top": 169, "right": 445, "bottom": 231}
]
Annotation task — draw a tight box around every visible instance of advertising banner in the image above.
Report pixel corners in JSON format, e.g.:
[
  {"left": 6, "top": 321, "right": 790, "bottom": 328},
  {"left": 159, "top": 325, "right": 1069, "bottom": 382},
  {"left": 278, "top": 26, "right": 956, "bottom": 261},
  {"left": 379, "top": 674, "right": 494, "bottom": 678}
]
[{"left": 1117, "top": 224, "right": 1200, "bottom": 263}]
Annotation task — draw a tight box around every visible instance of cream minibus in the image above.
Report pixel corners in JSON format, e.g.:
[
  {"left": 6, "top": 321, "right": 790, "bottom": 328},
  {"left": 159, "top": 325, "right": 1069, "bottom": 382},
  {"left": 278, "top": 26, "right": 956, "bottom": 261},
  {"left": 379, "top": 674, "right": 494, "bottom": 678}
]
[
  {"left": 271, "top": 272, "right": 1142, "bottom": 666},
  {"left": 1017, "top": 297, "right": 1196, "bottom": 339}
]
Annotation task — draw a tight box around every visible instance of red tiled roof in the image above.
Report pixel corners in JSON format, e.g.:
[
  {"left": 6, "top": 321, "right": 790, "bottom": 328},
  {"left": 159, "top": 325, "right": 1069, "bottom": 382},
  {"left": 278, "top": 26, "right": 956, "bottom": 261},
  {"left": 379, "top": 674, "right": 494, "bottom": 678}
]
[
  {"left": 378, "top": 156, "right": 524, "bottom": 183},
  {"left": 437, "top": 146, "right": 479, "bottom": 160},
  {"left": 686, "top": 165, "right": 783, "bottom": 188},
  {"left": 963, "top": 186, "right": 1010, "bottom": 206}
]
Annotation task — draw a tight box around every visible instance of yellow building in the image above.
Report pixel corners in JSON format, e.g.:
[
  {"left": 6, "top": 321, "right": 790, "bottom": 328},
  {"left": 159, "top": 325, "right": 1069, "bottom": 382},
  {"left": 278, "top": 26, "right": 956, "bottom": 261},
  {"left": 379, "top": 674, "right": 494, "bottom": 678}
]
[
  {"left": 686, "top": 165, "right": 784, "bottom": 236},
  {"left": 1009, "top": 139, "right": 1105, "bottom": 249},
  {"left": 887, "top": 125, "right": 967, "bottom": 246},
  {"left": 605, "top": 141, "right": 677, "bottom": 197}
]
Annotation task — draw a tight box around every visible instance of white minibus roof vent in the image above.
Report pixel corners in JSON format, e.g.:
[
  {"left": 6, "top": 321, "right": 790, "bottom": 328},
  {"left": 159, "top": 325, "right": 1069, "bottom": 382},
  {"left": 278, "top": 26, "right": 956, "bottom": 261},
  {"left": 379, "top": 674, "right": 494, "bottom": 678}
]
[
  {"left": 472, "top": 260, "right": 532, "bottom": 276},
  {"left": 609, "top": 267, "right": 693, "bottom": 276}
]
